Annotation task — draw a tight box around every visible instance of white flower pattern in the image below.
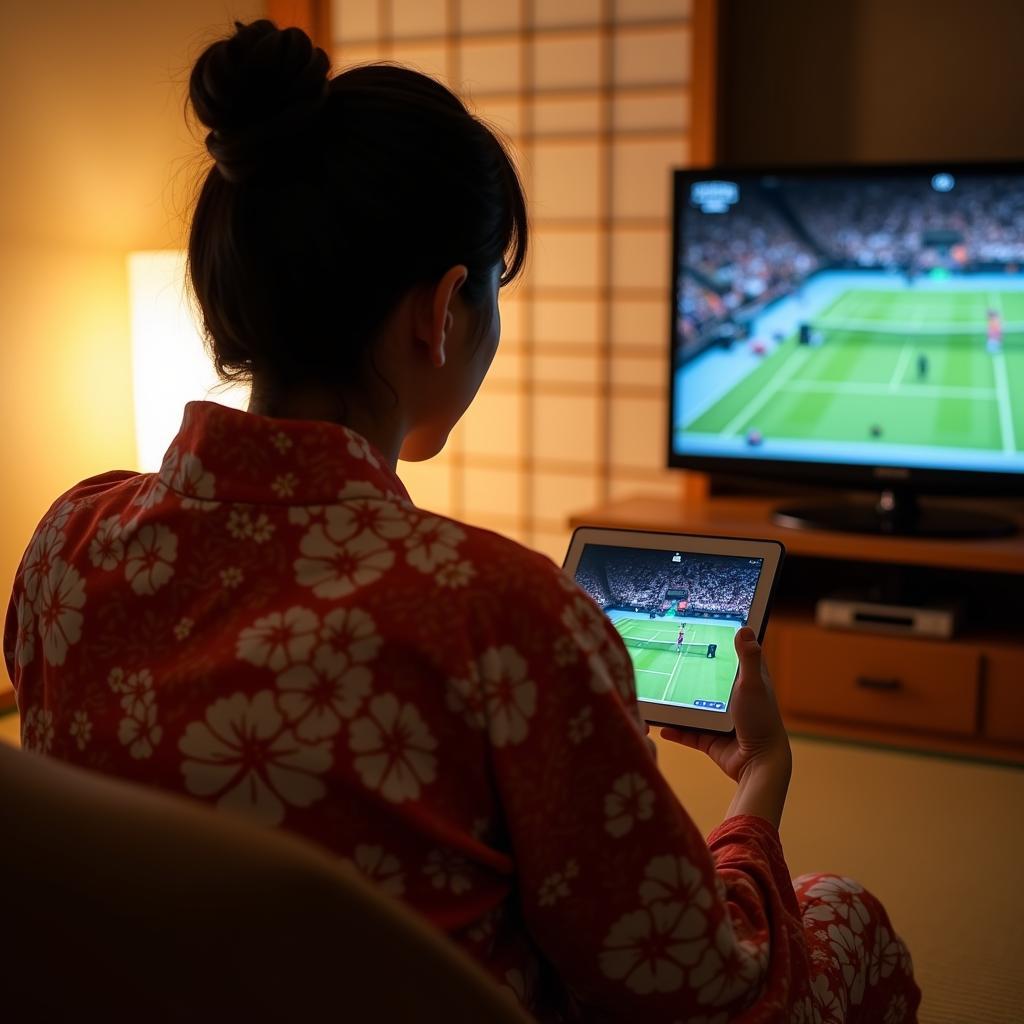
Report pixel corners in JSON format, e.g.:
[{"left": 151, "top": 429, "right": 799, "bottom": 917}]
[
  {"left": 237, "top": 607, "right": 319, "bottom": 672},
  {"left": 600, "top": 900, "right": 709, "bottom": 994},
  {"left": 319, "top": 607, "right": 381, "bottom": 664},
  {"left": 349, "top": 694, "right": 437, "bottom": 803},
  {"left": 109, "top": 667, "right": 162, "bottom": 758},
  {"left": 447, "top": 647, "right": 537, "bottom": 746},
  {"left": 124, "top": 524, "right": 178, "bottom": 595},
  {"left": 604, "top": 772, "right": 655, "bottom": 837},
  {"left": 23, "top": 524, "right": 65, "bottom": 609},
  {"left": 88, "top": 515, "right": 125, "bottom": 570},
  {"left": 276, "top": 644, "right": 372, "bottom": 740},
  {"left": 436, "top": 559, "right": 475, "bottom": 588},
  {"left": 37, "top": 558, "right": 86, "bottom": 666},
  {"left": 180, "top": 691, "right": 332, "bottom": 825},
  {"left": 404, "top": 516, "right": 463, "bottom": 573},
  {"left": 423, "top": 848, "right": 473, "bottom": 894},
  {"left": 345, "top": 429, "right": 381, "bottom": 468},
  {"left": 352, "top": 844, "right": 405, "bottom": 897},
  {"left": 295, "top": 511, "right": 394, "bottom": 598},
  {"left": 69, "top": 710, "right": 92, "bottom": 751},
  {"left": 172, "top": 453, "right": 219, "bottom": 510},
  {"left": 22, "top": 707, "right": 55, "bottom": 754}
]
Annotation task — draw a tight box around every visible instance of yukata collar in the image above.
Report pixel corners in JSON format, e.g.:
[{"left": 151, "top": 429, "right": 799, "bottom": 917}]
[{"left": 157, "top": 400, "right": 412, "bottom": 507}]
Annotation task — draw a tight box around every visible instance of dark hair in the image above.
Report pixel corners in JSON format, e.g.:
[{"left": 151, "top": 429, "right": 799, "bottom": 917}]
[{"left": 185, "top": 19, "right": 527, "bottom": 392}]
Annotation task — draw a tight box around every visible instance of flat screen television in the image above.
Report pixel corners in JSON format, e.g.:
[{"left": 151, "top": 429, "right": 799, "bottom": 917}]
[{"left": 668, "top": 162, "right": 1024, "bottom": 536}]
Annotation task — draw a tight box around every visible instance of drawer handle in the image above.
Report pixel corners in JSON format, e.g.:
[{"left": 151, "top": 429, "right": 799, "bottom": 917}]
[{"left": 856, "top": 676, "right": 902, "bottom": 692}]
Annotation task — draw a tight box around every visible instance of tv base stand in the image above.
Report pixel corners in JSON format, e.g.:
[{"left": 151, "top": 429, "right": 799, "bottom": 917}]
[{"left": 773, "top": 489, "right": 1018, "bottom": 538}]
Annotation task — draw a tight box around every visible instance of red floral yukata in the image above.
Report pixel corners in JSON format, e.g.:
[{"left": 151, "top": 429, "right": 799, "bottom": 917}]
[{"left": 5, "top": 400, "right": 920, "bottom": 1023}]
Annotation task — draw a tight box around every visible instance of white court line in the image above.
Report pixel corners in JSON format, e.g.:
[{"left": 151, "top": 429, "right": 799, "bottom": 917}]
[
  {"left": 721, "top": 346, "right": 813, "bottom": 437},
  {"left": 889, "top": 344, "right": 913, "bottom": 390},
  {"left": 785, "top": 380, "right": 996, "bottom": 400},
  {"left": 888, "top": 297, "right": 930, "bottom": 390},
  {"left": 986, "top": 292, "right": 1016, "bottom": 454},
  {"left": 992, "top": 352, "right": 1017, "bottom": 454},
  {"left": 662, "top": 651, "right": 683, "bottom": 701},
  {"left": 635, "top": 668, "right": 672, "bottom": 677}
]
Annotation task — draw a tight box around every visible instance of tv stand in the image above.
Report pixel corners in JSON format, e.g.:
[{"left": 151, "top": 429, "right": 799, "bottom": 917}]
[
  {"left": 773, "top": 488, "right": 1019, "bottom": 538},
  {"left": 569, "top": 493, "right": 1024, "bottom": 765}
]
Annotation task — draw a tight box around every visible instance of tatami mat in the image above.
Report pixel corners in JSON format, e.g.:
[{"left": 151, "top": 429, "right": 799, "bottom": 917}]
[{"left": 653, "top": 730, "right": 1024, "bottom": 1024}]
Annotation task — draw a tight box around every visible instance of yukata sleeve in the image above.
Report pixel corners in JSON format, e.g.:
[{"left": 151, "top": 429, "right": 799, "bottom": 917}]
[{"left": 482, "top": 568, "right": 803, "bottom": 1022}]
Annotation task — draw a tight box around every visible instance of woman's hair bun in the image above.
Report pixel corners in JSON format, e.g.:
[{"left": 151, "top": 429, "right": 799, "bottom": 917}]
[{"left": 190, "top": 19, "right": 331, "bottom": 184}]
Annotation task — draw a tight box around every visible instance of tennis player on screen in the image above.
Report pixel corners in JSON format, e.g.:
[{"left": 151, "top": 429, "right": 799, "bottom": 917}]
[
  {"left": 987, "top": 307, "right": 1003, "bottom": 353},
  {"left": 676, "top": 624, "right": 686, "bottom": 650}
]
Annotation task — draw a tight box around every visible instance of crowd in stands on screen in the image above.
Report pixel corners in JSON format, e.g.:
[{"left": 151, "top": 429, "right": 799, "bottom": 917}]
[
  {"left": 678, "top": 193, "right": 820, "bottom": 353},
  {"left": 580, "top": 552, "right": 757, "bottom": 618},
  {"left": 677, "top": 176, "right": 1024, "bottom": 355},
  {"left": 574, "top": 567, "right": 610, "bottom": 607},
  {"left": 784, "top": 177, "right": 1024, "bottom": 268}
]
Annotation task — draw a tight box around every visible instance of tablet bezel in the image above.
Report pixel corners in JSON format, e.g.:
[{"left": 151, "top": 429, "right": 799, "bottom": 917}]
[{"left": 563, "top": 526, "right": 785, "bottom": 732}]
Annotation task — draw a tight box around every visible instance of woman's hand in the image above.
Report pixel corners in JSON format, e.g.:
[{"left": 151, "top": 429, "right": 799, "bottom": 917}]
[{"left": 659, "top": 627, "right": 790, "bottom": 783}]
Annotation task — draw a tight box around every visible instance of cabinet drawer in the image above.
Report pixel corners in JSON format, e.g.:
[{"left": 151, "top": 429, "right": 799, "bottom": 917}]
[
  {"left": 779, "top": 626, "right": 980, "bottom": 735},
  {"left": 984, "top": 648, "right": 1024, "bottom": 743}
]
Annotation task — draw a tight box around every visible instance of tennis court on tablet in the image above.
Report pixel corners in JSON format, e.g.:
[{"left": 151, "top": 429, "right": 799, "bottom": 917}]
[
  {"left": 573, "top": 543, "right": 763, "bottom": 711},
  {"left": 611, "top": 615, "right": 740, "bottom": 709}
]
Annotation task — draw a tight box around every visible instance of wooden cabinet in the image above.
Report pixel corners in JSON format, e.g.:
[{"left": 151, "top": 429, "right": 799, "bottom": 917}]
[
  {"left": 776, "top": 623, "right": 980, "bottom": 736},
  {"left": 569, "top": 494, "right": 1024, "bottom": 764},
  {"left": 983, "top": 646, "right": 1024, "bottom": 745}
]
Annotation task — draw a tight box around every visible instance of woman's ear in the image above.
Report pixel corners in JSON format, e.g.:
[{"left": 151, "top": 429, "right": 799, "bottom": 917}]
[{"left": 416, "top": 265, "right": 469, "bottom": 368}]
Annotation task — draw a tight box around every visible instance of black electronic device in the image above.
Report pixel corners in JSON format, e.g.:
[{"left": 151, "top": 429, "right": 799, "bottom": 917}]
[{"left": 669, "top": 162, "right": 1024, "bottom": 537}]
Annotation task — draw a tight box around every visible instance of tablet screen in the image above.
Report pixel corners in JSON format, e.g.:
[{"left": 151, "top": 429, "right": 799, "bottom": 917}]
[{"left": 573, "top": 544, "right": 764, "bottom": 713}]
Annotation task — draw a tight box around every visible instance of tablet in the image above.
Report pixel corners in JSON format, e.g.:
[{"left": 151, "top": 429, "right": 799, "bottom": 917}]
[{"left": 563, "top": 527, "right": 784, "bottom": 732}]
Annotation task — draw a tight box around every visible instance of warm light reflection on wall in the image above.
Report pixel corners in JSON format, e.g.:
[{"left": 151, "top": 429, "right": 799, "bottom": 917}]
[{"left": 127, "top": 251, "right": 248, "bottom": 472}]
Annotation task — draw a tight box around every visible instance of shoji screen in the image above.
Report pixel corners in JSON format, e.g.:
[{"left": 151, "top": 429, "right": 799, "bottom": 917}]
[{"left": 331, "top": 0, "right": 693, "bottom": 562}]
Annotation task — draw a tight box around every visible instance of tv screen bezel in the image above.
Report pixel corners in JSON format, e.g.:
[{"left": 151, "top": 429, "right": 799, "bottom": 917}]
[{"left": 666, "top": 159, "right": 1024, "bottom": 497}]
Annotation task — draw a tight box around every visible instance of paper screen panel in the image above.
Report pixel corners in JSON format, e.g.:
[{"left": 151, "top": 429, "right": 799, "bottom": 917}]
[
  {"left": 532, "top": 141, "right": 602, "bottom": 220},
  {"left": 458, "top": 0, "right": 521, "bottom": 33},
  {"left": 462, "top": 387, "right": 524, "bottom": 458},
  {"left": 533, "top": 34, "right": 602, "bottom": 91},
  {"left": 534, "top": 351, "right": 602, "bottom": 386},
  {"left": 614, "top": 27, "right": 691, "bottom": 86},
  {"left": 610, "top": 226, "right": 670, "bottom": 291},
  {"left": 533, "top": 470, "right": 602, "bottom": 523},
  {"left": 531, "top": 227, "right": 602, "bottom": 289},
  {"left": 332, "top": 0, "right": 379, "bottom": 42},
  {"left": 533, "top": 391, "right": 601, "bottom": 464},
  {"left": 614, "top": 0, "right": 693, "bottom": 21},
  {"left": 533, "top": 95, "right": 603, "bottom": 136},
  {"left": 391, "top": 0, "right": 446, "bottom": 37},
  {"left": 610, "top": 393, "right": 668, "bottom": 469},
  {"left": 460, "top": 38, "right": 522, "bottom": 94},
  {"left": 612, "top": 137, "right": 687, "bottom": 219},
  {"left": 463, "top": 465, "right": 524, "bottom": 519},
  {"left": 534, "top": 0, "right": 604, "bottom": 29},
  {"left": 331, "top": 1, "right": 693, "bottom": 553},
  {"left": 388, "top": 40, "right": 450, "bottom": 83}
]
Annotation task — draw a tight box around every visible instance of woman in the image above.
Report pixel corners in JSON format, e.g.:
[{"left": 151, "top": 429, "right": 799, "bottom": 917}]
[{"left": 4, "top": 19, "right": 920, "bottom": 1022}]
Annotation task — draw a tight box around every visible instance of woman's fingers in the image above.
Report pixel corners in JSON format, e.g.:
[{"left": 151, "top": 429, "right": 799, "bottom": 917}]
[{"left": 734, "top": 627, "right": 764, "bottom": 688}]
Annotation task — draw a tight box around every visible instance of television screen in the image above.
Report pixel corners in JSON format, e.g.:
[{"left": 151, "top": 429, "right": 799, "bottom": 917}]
[{"left": 669, "top": 165, "right": 1024, "bottom": 486}]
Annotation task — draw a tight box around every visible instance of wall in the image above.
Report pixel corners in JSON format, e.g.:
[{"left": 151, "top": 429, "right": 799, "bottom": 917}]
[
  {"left": 719, "top": 0, "right": 1024, "bottom": 164},
  {"left": 0, "top": 0, "right": 264, "bottom": 665}
]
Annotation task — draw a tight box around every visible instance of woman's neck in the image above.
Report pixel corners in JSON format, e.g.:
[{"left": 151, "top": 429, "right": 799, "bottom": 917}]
[{"left": 247, "top": 383, "right": 402, "bottom": 470}]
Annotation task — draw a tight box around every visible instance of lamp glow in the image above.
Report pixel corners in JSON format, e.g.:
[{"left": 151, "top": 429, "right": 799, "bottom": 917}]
[{"left": 128, "top": 251, "right": 248, "bottom": 472}]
